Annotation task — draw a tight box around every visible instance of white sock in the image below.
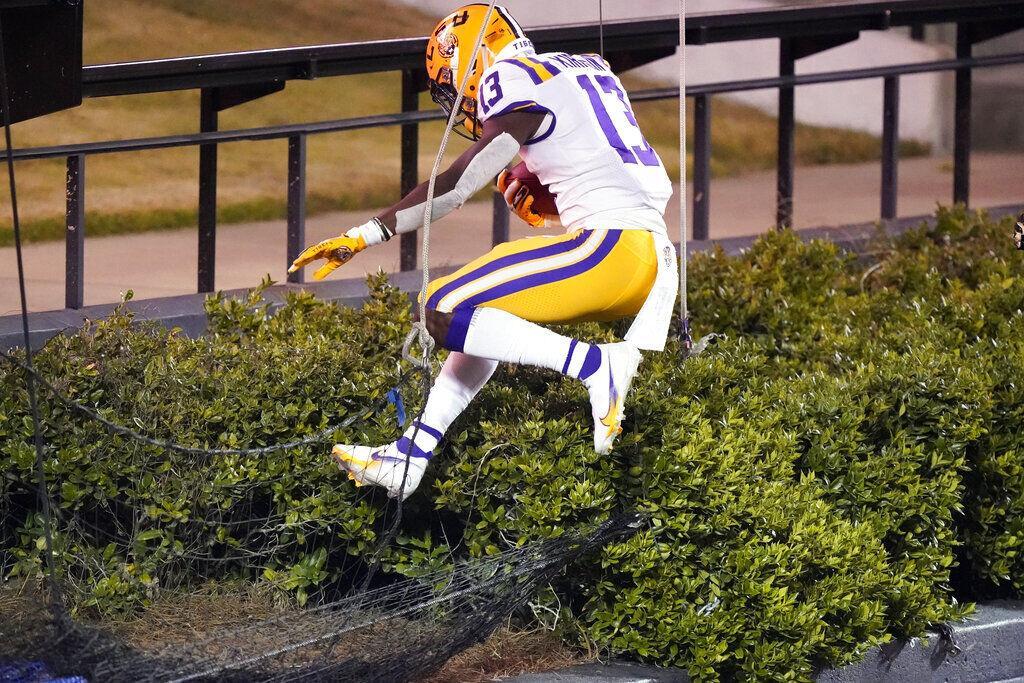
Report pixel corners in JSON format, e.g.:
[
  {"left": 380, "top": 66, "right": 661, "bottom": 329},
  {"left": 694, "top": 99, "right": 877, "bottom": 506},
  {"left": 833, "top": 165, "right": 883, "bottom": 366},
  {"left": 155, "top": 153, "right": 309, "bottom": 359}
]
[
  {"left": 399, "top": 352, "right": 497, "bottom": 455},
  {"left": 460, "top": 307, "right": 602, "bottom": 383}
]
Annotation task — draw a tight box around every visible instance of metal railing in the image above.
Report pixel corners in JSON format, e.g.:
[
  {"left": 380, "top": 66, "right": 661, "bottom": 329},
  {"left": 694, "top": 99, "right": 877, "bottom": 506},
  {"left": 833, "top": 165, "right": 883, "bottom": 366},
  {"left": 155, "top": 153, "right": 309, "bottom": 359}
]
[{"left": 4, "top": 0, "right": 1024, "bottom": 311}]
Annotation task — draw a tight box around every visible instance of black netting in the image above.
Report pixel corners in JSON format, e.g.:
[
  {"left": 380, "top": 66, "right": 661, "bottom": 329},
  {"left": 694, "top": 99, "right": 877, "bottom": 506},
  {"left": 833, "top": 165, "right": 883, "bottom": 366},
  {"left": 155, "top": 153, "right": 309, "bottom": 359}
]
[
  {"left": 0, "top": 325, "right": 643, "bottom": 683},
  {"left": 0, "top": 515, "right": 637, "bottom": 682},
  {"left": 0, "top": 334, "right": 642, "bottom": 683},
  {"left": 0, "top": 13, "right": 648, "bottom": 680}
]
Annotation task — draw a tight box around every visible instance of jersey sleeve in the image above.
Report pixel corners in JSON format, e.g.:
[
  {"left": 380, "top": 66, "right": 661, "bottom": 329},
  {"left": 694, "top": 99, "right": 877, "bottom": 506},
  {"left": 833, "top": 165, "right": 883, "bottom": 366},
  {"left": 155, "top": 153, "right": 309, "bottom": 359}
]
[{"left": 477, "top": 60, "right": 548, "bottom": 123}]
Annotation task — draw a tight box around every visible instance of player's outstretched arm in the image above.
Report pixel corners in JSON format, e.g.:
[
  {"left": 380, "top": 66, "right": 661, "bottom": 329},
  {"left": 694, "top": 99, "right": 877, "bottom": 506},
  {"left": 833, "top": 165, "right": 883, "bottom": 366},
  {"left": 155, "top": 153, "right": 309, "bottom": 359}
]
[
  {"left": 375, "top": 111, "right": 543, "bottom": 234},
  {"left": 289, "top": 111, "right": 543, "bottom": 280}
]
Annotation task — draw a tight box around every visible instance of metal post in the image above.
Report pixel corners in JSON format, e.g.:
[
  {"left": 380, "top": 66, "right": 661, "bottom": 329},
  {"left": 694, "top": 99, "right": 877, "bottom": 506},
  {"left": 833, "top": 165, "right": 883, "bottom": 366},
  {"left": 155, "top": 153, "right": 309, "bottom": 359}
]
[
  {"left": 693, "top": 94, "right": 711, "bottom": 241},
  {"left": 953, "top": 24, "right": 972, "bottom": 207},
  {"left": 65, "top": 154, "right": 85, "bottom": 310},
  {"left": 198, "top": 88, "right": 218, "bottom": 293},
  {"left": 400, "top": 70, "right": 419, "bottom": 272},
  {"left": 491, "top": 190, "right": 510, "bottom": 246},
  {"left": 881, "top": 76, "right": 900, "bottom": 221},
  {"left": 776, "top": 39, "right": 796, "bottom": 230},
  {"left": 287, "top": 134, "right": 307, "bottom": 284}
]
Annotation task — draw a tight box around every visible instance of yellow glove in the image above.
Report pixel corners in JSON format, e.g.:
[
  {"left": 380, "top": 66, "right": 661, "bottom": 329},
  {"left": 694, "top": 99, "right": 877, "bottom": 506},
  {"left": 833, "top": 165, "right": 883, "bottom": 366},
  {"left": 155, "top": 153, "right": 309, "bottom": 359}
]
[
  {"left": 497, "top": 170, "right": 551, "bottom": 229},
  {"left": 288, "top": 218, "right": 393, "bottom": 280},
  {"left": 288, "top": 233, "right": 366, "bottom": 280}
]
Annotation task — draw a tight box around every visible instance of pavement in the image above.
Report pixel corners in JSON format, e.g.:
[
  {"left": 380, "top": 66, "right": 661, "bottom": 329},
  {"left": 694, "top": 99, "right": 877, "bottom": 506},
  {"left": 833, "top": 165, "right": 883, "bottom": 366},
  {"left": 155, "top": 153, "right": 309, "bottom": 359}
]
[
  {"left": 504, "top": 601, "right": 1024, "bottom": 683},
  {"left": 2, "top": 152, "right": 1023, "bottom": 315}
]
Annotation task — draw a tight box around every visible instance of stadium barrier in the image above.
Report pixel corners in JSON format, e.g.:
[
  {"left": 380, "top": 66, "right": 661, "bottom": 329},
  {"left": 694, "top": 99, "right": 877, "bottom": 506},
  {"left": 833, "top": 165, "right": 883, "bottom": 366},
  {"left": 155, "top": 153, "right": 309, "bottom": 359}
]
[
  {"left": 5, "top": 204, "right": 1022, "bottom": 351},
  {"left": 1, "top": 0, "right": 1024, "bottom": 323}
]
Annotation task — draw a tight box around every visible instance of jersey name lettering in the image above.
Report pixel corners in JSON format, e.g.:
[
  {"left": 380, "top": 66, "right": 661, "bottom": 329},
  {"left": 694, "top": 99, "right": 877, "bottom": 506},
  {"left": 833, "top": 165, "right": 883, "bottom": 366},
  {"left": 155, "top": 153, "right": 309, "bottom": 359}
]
[{"left": 550, "top": 53, "right": 607, "bottom": 71}]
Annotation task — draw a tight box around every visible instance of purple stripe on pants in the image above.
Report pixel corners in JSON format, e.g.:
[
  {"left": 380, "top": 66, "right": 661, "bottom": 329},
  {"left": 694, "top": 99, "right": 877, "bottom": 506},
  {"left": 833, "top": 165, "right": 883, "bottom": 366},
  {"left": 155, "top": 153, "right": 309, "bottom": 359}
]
[
  {"left": 427, "top": 230, "right": 591, "bottom": 311},
  {"left": 452, "top": 230, "right": 622, "bottom": 311},
  {"left": 445, "top": 307, "right": 475, "bottom": 352}
]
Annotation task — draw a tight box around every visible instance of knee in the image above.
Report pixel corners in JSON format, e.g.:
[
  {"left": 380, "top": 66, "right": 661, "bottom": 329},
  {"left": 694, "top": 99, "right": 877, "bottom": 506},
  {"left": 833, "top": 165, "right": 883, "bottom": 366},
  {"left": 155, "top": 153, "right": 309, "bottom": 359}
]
[{"left": 424, "top": 309, "right": 453, "bottom": 348}]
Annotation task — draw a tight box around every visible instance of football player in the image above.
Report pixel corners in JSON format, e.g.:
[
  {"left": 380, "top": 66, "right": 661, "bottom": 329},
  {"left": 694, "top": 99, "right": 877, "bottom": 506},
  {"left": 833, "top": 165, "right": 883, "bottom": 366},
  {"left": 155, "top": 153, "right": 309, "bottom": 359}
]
[{"left": 290, "top": 4, "right": 678, "bottom": 499}]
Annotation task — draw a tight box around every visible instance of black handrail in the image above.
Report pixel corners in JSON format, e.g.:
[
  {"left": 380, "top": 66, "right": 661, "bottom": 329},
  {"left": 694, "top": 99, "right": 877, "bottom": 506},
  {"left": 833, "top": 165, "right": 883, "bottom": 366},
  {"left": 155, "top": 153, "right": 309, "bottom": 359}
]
[
  {"left": 5, "top": 0, "right": 1024, "bottom": 312},
  {"left": 8, "top": 52, "right": 1024, "bottom": 162},
  {"left": 78, "top": 0, "right": 1024, "bottom": 96}
]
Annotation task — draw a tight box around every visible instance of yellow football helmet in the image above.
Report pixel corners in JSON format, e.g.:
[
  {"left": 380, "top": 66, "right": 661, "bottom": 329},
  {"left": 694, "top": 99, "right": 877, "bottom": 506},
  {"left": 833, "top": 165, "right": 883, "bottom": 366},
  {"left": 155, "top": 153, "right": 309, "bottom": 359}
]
[{"left": 426, "top": 4, "right": 531, "bottom": 140}]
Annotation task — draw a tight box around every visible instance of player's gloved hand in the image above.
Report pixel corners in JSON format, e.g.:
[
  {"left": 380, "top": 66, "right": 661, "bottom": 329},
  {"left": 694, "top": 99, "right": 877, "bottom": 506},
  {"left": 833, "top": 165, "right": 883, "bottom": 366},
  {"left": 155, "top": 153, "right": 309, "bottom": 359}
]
[
  {"left": 496, "top": 170, "right": 559, "bottom": 230},
  {"left": 288, "top": 218, "right": 393, "bottom": 280}
]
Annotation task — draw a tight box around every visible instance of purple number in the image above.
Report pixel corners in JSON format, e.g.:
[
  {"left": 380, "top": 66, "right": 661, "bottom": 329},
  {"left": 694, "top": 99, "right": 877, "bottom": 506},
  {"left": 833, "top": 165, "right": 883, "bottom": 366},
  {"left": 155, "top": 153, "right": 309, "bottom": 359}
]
[
  {"left": 577, "top": 74, "right": 634, "bottom": 164},
  {"left": 480, "top": 72, "right": 503, "bottom": 115},
  {"left": 577, "top": 74, "right": 660, "bottom": 167},
  {"left": 595, "top": 75, "right": 660, "bottom": 167}
]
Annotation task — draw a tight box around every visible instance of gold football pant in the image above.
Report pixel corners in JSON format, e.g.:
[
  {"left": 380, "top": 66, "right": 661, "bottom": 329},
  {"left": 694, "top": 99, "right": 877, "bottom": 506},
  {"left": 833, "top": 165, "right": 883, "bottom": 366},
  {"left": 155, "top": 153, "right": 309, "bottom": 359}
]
[{"left": 424, "top": 228, "right": 657, "bottom": 349}]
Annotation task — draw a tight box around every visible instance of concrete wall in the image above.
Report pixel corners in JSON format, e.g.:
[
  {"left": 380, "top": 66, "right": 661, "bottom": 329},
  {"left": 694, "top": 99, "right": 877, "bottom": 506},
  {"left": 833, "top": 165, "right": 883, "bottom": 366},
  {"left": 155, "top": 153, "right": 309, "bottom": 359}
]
[
  {"left": 401, "top": 0, "right": 951, "bottom": 149},
  {"left": 9, "top": 206, "right": 1024, "bottom": 352}
]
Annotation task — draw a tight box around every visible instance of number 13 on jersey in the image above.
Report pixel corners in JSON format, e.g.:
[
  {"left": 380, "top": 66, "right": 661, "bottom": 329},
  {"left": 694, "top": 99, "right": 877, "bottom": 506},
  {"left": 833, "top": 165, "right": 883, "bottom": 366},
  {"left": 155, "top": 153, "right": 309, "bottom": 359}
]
[{"left": 577, "top": 74, "right": 661, "bottom": 168}]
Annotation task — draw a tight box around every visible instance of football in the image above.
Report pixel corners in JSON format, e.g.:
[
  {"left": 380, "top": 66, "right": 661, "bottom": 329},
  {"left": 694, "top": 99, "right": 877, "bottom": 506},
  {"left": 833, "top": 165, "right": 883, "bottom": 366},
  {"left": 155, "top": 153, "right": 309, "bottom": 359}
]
[{"left": 507, "top": 161, "right": 559, "bottom": 216}]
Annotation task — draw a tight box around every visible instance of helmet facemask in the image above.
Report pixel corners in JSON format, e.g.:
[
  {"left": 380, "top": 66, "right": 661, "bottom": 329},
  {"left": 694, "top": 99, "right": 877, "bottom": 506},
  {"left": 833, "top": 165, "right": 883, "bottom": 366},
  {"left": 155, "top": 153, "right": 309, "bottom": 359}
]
[
  {"left": 426, "top": 5, "right": 526, "bottom": 142},
  {"left": 429, "top": 66, "right": 483, "bottom": 140}
]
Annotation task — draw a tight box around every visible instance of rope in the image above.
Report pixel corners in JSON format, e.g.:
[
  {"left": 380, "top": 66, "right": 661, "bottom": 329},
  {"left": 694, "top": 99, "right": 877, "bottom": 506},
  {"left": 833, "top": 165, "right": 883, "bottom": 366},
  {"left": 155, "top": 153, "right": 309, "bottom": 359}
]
[
  {"left": 0, "top": 12, "right": 66, "bottom": 615},
  {"left": 0, "top": 348, "right": 413, "bottom": 458},
  {"left": 599, "top": 0, "right": 605, "bottom": 58},
  {"left": 376, "top": 0, "right": 499, "bottom": 589},
  {"left": 675, "top": 2, "right": 721, "bottom": 359},
  {"left": 404, "top": 0, "right": 499, "bottom": 371},
  {"left": 679, "top": 0, "right": 689, "bottom": 334}
]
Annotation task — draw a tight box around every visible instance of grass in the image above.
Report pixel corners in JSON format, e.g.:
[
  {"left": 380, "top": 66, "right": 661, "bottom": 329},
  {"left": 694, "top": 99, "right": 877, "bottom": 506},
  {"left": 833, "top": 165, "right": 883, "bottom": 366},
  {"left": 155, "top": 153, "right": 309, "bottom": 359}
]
[
  {"left": 0, "top": 0, "right": 930, "bottom": 246},
  {"left": 423, "top": 627, "right": 587, "bottom": 683},
  {"left": 106, "top": 584, "right": 288, "bottom": 654},
  {"left": 0, "top": 581, "right": 585, "bottom": 682},
  {"left": 114, "top": 594, "right": 586, "bottom": 683}
]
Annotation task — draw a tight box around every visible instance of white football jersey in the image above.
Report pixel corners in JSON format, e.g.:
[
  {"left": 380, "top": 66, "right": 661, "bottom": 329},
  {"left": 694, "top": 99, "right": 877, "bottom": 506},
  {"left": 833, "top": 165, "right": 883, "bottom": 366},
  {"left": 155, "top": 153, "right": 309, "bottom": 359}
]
[{"left": 478, "top": 50, "right": 673, "bottom": 236}]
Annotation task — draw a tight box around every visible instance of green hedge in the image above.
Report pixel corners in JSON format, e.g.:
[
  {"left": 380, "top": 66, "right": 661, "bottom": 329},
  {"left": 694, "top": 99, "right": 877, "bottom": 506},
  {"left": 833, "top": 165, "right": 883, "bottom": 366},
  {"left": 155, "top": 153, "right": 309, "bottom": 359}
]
[{"left": 2, "top": 207, "right": 1024, "bottom": 680}]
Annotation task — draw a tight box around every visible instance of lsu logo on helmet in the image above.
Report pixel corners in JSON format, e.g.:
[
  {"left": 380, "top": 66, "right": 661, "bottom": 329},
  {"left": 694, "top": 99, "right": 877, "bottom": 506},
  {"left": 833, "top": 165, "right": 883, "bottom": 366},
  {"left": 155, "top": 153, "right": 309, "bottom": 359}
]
[
  {"left": 437, "top": 32, "right": 458, "bottom": 59},
  {"left": 425, "top": 4, "right": 530, "bottom": 139}
]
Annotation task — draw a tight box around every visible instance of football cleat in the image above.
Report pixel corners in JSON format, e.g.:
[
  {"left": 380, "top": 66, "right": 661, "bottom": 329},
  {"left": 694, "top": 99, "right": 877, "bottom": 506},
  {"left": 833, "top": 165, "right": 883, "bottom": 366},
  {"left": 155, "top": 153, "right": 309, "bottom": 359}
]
[
  {"left": 584, "top": 342, "right": 643, "bottom": 455},
  {"left": 331, "top": 439, "right": 431, "bottom": 501}
]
